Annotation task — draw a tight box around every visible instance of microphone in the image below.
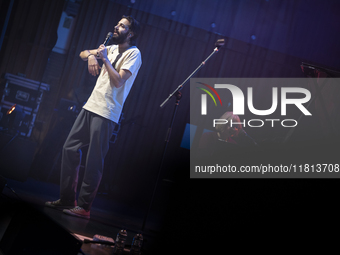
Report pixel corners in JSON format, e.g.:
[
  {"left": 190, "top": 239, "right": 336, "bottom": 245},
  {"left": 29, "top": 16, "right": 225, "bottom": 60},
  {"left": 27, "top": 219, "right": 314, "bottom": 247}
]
[
  {"left": 97, "top": 32, "right": 113, "bottom": 57},
  {"left": 214, "top": 39, "right": 225, "bottom": 51},
  {"left": 103, "top": 32, "right": 113, "bottom": 46}
]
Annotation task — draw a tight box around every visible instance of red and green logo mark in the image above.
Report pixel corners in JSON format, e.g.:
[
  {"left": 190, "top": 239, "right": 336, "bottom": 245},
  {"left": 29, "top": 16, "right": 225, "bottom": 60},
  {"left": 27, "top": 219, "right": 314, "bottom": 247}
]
[
  {"left": 196, "top": 82, "right": 222, "bottom": 106},
  {"left": 196, "top": 82, "right": 222, "bottom": 115}
]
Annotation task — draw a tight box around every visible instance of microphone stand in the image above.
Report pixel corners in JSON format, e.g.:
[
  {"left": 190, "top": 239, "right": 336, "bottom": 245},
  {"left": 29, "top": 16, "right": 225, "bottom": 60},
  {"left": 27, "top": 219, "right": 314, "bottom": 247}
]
[{"left": 141, "top": 40, "right": 224, "bottom": 232}]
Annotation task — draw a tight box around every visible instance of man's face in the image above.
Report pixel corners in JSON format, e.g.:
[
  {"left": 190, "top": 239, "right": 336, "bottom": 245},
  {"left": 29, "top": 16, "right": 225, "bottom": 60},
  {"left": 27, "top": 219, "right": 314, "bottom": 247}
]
[{"left": 112, "top": 18, "right": 131, "bottom": 44}]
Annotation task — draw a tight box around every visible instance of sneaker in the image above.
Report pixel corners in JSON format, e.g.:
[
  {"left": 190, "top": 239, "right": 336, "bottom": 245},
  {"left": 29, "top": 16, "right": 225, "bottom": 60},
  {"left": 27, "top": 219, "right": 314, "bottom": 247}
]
[
  {"left": 63, "top": 206, "right": 90, "bottom": 219},
  {"left": 45, "top": 199, "right": 77, "bottom": 209}
]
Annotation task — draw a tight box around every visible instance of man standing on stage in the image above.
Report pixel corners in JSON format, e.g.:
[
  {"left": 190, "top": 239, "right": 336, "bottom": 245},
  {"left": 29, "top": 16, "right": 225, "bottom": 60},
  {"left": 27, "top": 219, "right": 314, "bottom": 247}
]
[{"left": 45, "top": 16, "right": 142, "bottom": 219}]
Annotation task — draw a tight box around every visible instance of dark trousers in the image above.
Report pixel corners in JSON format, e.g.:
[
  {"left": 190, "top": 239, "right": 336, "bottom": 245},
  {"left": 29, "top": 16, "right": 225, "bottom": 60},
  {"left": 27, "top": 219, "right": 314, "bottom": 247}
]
[{"left": 60, "top": 109, "right": 116, "bottom": 211}]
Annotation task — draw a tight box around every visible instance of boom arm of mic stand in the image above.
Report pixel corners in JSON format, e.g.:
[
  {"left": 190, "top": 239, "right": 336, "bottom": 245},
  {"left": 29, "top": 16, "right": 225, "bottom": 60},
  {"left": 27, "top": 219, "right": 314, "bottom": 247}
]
[{"left": 160, "top": 47, "right": 220, "bottom": 108}]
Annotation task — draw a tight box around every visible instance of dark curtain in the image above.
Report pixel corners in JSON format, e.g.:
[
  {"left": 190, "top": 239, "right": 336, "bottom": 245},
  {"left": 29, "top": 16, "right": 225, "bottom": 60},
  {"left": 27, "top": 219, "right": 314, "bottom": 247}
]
[
  {"left": 0, "top": 0, "right": 64, "bottom": 81},
  {"left": 3, "top": 0, "right": 338, "bottom": 219},
  {"left": 49, "top": 0, "right": 313, "bottom": 208}
]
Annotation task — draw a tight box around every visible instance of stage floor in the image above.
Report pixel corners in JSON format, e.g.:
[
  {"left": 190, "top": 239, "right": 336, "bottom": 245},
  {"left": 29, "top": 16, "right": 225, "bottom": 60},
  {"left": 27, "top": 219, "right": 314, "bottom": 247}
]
[
  {"left": 0, "top": 177, "right": 164, "bottom": 254},
  {"left": 2, "top": 171, "right": 340, "bottom": 254}
]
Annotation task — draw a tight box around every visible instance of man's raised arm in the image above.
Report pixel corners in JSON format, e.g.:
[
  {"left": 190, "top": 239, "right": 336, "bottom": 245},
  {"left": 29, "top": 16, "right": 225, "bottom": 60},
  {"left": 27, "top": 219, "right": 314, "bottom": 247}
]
[{"left": 79, "top": 49, "right": 102, "bottom": 76}]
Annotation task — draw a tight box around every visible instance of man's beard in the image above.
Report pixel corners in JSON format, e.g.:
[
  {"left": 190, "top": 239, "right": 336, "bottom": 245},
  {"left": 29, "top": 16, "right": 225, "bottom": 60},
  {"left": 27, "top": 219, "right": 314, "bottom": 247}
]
[{"left": 111, "top": 32, "right": 129, "bottom": 45}]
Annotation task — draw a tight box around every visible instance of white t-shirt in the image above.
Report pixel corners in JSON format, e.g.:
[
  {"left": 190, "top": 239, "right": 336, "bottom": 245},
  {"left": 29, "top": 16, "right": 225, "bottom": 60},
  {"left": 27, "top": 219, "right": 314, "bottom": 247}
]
[{"left": 83, "top": 45, "right": 142, "bottom": 123}]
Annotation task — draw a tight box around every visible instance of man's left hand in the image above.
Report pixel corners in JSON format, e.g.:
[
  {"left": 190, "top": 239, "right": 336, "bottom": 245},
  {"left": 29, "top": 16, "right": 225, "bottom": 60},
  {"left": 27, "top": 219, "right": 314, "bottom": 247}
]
[{"left": 97, "top": 44, "right": 108, "bottom": 60}]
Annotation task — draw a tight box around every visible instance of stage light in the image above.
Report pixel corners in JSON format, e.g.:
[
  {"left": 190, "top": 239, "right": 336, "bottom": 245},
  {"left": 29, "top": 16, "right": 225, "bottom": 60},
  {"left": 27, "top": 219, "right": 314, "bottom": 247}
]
[
  {"left": 6, "top": 104, "right": 16, "bottom": 115},
  {"left": 1, "top": 104, "right": 27, "bottom": 134}
]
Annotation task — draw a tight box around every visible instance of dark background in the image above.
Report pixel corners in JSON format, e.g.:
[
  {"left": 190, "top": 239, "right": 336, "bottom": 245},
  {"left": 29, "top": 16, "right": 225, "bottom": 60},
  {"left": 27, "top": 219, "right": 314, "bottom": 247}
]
[{"left": 1, "top": 0, "right": 340, "bottom": 252}]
